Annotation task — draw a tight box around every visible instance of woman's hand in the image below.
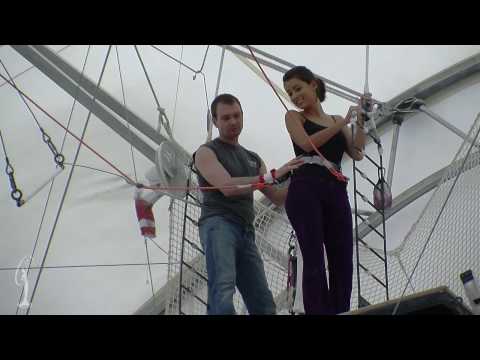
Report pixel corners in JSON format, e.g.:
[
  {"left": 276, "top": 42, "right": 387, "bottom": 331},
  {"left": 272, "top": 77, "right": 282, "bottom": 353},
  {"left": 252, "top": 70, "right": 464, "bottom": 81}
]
[
  {"left": 276, "top": 157, "right": 304, "bottom": 179},
  {"left": 344, "top": 105, "right": 361, "bottom": 126},
  {"left": 344, "top": 94, "right": 372, "bottom": 127}
]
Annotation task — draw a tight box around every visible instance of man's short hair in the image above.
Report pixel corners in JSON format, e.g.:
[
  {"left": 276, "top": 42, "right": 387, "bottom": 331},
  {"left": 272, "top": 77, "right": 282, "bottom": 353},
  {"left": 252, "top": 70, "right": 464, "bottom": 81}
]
[{"left": 210, "top": 93, "right": 243, "bottom": 119}]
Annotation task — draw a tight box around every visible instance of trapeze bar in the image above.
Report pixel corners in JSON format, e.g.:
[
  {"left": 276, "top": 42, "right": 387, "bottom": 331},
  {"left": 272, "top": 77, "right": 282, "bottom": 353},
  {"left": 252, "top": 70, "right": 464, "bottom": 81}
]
[{"left": 20, "top": 167, "right": 64, "bottom": 206}]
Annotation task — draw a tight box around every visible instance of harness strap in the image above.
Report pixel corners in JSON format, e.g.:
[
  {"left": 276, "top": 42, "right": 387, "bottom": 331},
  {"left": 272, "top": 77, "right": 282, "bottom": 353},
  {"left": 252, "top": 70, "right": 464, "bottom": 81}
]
[{"left": 299, "top": 155, "right": 349, "bottom": 182}]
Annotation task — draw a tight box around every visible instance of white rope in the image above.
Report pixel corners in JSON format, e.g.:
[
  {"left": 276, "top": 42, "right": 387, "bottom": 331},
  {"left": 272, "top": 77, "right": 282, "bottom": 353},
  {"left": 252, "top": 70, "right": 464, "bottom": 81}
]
[{"left": 233, "top": 52, "right": 293, "bottom": 105}]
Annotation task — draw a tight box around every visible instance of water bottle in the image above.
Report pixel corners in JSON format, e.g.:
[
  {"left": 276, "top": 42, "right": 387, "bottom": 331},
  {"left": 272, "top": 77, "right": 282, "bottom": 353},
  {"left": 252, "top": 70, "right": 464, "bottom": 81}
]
[{"left": 460, "top": 270, "right": 480, "bottom": 315}]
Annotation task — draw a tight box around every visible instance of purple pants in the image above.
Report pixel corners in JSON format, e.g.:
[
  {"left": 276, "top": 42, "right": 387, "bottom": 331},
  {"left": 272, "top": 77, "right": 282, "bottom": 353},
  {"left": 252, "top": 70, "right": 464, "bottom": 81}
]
[{"left": 285, "top": 167, "right": 353, "bottom": 315}]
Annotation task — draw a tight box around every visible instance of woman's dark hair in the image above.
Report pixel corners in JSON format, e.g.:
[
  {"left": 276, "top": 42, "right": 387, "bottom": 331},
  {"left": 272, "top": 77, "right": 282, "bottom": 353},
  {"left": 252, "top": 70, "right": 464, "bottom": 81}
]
[{"left": 283, "top": 66, "right": 326, "bottom": 102}]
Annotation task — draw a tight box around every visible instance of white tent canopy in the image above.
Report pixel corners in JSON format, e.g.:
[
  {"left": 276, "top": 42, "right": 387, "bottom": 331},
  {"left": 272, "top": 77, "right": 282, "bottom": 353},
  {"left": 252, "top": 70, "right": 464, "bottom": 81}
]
[{"left": 1, "top": 45, "right": 479, "bottom": 314}]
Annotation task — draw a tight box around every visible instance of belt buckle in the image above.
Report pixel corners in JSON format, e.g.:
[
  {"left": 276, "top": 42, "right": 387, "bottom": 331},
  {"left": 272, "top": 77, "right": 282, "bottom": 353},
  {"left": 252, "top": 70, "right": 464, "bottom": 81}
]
[{"left": 304, "top": 156, "right": 315, "bottom": 165}]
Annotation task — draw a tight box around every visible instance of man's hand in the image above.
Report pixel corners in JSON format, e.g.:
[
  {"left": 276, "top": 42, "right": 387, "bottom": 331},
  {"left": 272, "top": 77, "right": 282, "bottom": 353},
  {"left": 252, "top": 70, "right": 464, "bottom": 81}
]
[{"left": 260, "top": 157, "right": 304, "bottom": 206}]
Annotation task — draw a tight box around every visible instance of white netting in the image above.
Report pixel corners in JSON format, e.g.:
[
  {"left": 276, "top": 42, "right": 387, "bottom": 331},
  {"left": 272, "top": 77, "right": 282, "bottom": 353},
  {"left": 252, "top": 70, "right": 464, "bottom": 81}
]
[
  {"left": 356, "top": 112, "right": 480, "bottom": 310},
  {"left": 166, "top": 113, "right": 480, "bottom": 314},
  {"left": 165, "top": 175, "right": 293, "bottom": 315}
]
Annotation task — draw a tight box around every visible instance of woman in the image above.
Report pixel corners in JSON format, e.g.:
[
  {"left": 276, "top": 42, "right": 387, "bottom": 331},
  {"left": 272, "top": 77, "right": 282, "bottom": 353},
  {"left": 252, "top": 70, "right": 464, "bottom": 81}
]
[{"left": 283, "top": 66, "right": 367, "bottom": 314}]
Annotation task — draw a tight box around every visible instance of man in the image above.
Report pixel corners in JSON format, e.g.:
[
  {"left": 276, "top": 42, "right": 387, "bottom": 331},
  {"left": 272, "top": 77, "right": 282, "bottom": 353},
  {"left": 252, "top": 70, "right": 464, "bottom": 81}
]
[{"left": 194, "top": 93, "right": 303, "bottom": 315}]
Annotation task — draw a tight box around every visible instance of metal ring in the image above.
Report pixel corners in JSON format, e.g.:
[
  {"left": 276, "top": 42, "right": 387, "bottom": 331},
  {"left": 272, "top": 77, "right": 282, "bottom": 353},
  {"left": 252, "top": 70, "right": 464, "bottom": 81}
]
[
  {"left": 11, "top": 189, "right": 22, "bottom": 200},
  {"left": 55, "top": 154, "right": 65, "bottom": 165}
]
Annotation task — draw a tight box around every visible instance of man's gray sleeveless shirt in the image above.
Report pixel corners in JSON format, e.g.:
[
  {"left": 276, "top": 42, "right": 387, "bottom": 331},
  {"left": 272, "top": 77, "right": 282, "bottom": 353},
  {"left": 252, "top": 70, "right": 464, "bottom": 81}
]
[{"left": 195, "top": 138, "right": 262, "bottom": 227}]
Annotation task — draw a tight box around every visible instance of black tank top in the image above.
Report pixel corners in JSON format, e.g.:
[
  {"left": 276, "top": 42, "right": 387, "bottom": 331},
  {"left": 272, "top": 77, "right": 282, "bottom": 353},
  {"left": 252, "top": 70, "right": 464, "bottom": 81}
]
[{"left": 291, "top": 115, "right": 347, "bottom": 180}]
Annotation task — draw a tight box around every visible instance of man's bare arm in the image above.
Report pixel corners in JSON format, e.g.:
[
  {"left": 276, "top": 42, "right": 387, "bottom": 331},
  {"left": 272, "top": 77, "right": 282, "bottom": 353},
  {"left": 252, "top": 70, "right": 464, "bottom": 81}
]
[{"left": 194, "top": 146, "right": 260, "bottom": 197}]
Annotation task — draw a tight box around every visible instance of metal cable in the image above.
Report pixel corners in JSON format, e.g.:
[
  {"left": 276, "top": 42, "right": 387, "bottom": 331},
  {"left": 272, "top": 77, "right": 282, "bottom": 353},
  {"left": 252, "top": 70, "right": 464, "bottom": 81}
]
[
  {"left": 15, "top": 45, "right": 92, "bottom": 315},
  {"left": 0, "top": 72, "right": 136, "bottom": 185},
  {"left": 1, "top": 261, "right": 178, "bottom": 272},
  {"left": 63, "top": 162, "right": 131, "bottom": 183},
  {"left": 24, "top": 46, "right": 113, "bottom": 315},
  {"left": 171, "top": 45, "right": 184, "bottom": 135},
  {"left": 134, "top": 45, "right": 173, "bottom": 138},
  {"left": 150, "top": 45, "right": 197, "bottom": 73},
  {"left": 0, "top": 45, "right": 72, "bottom": 89},
  {"left": 0, "top": 58, "right": 43, "bottom": 129},
  {"left": 245, "top": 45, "right": 348, "bottom": 182},
  {"left": 192, "top": 45, "right": 210, "bottom": 79},
  {"left": 240, "top": 45, "right": 377, "bottom": 102},
  {"left": 114, "top": 45, "right": 138, "bottom": 182},
  {"left": 149, "top": 45, "right": 211, "bottom": 120},
  {"left": 129, "top": 46, "right": 161, "bottom": 298},
  {"left": 134, "top": 45, "right": 163, "bottom": 113},
  {"left": 364, "top": 45, "right": 370, "bottom": 94},
  {"left": 0, "top": 129, "right": 8, "bottom": 157},
  {"left": 144, "top": 239, "right": 155, "bottom": 296},
  {"left": 392, "top": 116, "right": 480, "bottom": 315}
]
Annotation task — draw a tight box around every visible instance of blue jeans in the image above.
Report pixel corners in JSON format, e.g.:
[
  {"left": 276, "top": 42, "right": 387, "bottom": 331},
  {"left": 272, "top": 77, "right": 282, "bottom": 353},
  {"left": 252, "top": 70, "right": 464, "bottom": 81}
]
[{"left": 199, "top": 215, "right": 276, "bottom": 315}]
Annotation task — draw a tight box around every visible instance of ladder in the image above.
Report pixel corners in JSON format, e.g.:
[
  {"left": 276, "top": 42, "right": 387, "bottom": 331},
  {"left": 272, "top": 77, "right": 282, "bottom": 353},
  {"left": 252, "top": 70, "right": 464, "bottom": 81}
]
[{"left": 352, "top": 141, "right": 390, "bottom": 308}]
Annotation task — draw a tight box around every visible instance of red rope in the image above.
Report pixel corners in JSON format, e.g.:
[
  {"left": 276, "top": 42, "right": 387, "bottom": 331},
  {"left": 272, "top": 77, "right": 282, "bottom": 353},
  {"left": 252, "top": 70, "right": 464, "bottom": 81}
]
[
  {"left": 140, "top": 183, "right": 273, "bottom": 192},
  {"left": 0, "top": 72, "right": 270, "bottom": 193},
  {"left": 244, "top": 45, "right": 348, "bottom": 183},
  {"left": 0, "top": 73, "right": 136, "bottom": 184}
]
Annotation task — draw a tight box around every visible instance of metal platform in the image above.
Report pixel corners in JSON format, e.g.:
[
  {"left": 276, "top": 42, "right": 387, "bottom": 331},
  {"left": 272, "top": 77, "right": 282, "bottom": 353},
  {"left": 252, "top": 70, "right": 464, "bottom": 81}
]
[{"left": 343, "top": 286, "right": 472, "bottom": 315}]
